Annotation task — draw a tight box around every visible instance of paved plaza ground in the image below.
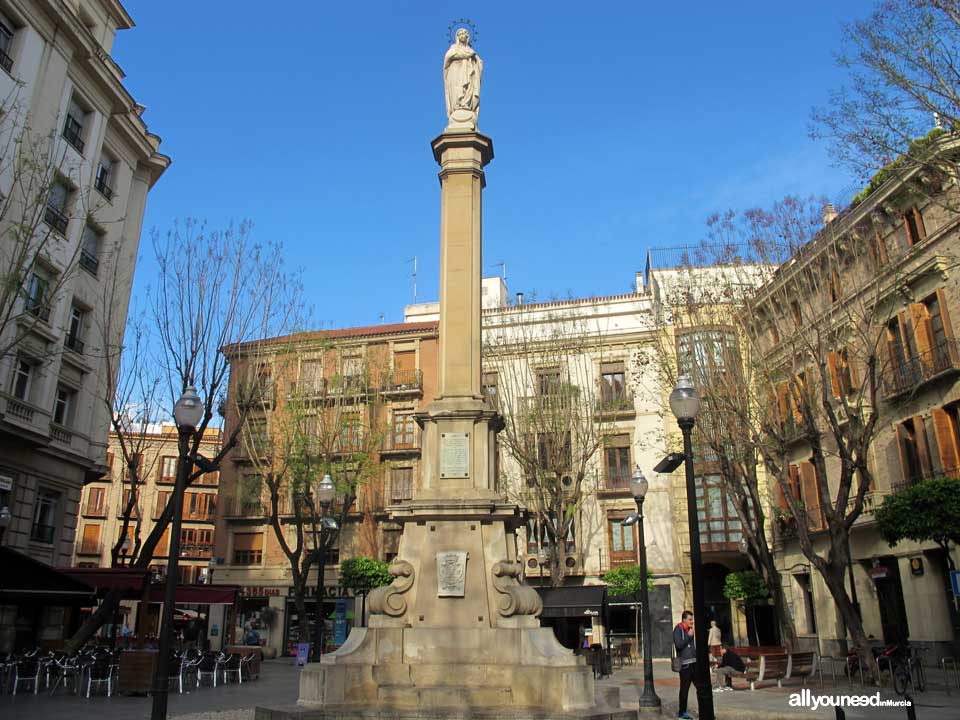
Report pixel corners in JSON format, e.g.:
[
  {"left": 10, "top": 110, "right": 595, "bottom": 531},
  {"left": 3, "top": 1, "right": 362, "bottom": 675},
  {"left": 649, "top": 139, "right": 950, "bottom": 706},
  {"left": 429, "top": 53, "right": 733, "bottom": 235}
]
[{"left": 2, "top": 656, "right": 957, "bottom": 720}]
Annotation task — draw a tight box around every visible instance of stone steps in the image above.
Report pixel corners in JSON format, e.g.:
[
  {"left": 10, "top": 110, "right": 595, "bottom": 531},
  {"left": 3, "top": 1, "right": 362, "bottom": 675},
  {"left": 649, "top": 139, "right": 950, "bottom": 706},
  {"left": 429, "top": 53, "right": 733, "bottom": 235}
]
[{"left": 378, "top": 684, "right": 513, "bottom": 708}]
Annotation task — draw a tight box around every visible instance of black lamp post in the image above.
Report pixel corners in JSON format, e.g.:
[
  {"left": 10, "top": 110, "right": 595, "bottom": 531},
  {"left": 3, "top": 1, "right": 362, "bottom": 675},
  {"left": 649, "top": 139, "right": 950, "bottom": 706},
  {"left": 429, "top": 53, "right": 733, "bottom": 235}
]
[
  {"left": 622, "top": 468, "right": 660, "bottom": 709},
  {"left": 312, "top": 474, "right": 336, "bottom": 661},
  {"left": 151, "top": 386, "right": 204, "bottom": 720},
  {"left": 670, "top": 375, "right": 714, "bottom": 720}
]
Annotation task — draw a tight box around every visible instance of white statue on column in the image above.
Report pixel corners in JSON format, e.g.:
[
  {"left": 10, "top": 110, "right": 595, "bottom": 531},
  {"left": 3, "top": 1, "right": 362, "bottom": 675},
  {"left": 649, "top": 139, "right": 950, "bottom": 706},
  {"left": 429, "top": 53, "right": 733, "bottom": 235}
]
[{"left": 443, "top": 28, "right": 482, "bottom": 131}]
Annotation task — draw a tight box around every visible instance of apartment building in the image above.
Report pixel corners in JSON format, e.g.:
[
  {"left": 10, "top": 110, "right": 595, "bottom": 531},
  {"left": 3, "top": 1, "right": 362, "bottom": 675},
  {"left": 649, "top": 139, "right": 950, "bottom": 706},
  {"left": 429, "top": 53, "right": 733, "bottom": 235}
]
[
  {"left": 750, "top": 149, "right": 960, "bottom": 657},
  {"left": 0, "top": 0, "right": 167, "bottom": 650}
]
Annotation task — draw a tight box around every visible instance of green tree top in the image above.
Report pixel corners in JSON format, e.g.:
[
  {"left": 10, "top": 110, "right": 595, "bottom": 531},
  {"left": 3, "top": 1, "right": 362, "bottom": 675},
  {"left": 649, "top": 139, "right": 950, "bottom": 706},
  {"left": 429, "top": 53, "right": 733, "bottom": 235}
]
[
  {"left": 604, "top": 565, "right": 654, "bottom": 598},
  {"left": 723, "top": 570, "right": 769, "bottom": 604},
  {"left": 873, "top": 477, "right": 960, "bottom": 556},
  {"left": 340, "top": 556, "right": 393, "bottom": 594}
]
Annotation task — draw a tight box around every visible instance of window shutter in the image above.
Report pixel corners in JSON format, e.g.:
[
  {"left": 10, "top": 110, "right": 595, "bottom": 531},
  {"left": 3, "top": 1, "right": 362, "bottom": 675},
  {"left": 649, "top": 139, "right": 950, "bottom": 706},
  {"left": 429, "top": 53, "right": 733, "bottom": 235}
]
[
  {"left": 936, "top": 289, "right": 954, "bottom": 340},
  {"left": 898, "top": 310, "right": 915, "bottom": 357},
  {"left": 909, "top": 304, "right": 933, "bottom": 357},
  {"left": 788, "top": 464, "right": 801, "bottom": 504},
  {"left": 913, "top": 207, "right": 926, "bottom": 240},
  {"left": 799, "top": 462, "right": 822, "bottom": 530},
  {"left": 82, "top": 524, "right": 100, "bottom": 544},
  {"left": 394, "top": 351, "right": 415, "bottom": 372},
  {"left": 914, "top": 416, "right": 933, "bottom": 477},
  {"left": 895, "top": 423, "right": 913, "bottom": 485},
  {"left": 233, "top": 532, "right": 262, "bottom": 552},
  {"left": 931, "top": 408, "right": 960, "bottom": 474},
  {"left": 827, "top": 352, "right": 841, "bottom": 398}
]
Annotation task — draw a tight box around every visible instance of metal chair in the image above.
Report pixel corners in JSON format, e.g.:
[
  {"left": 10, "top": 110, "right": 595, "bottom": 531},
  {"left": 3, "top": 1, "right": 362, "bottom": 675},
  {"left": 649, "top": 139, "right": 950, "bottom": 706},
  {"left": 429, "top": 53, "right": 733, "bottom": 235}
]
[
  {"left": 48, "top": 655, "right": 83, "bottom": 696},
  {"left": 240, "top": 653, "right": 258, "bottom": 681},
  {"left": 167, "top": 653, "right": 185, "bottom": 694},
  {"left": 222, "top": 653, "right": 243, "bottom": 684},
  {"left": 12, "top": 657, "right": 41, "bottom": 695},
  {"left": 85, "top": 657, "right": 114, "bottom": 698},
  {"left": 196, "top": 652, "right": 220, "bottom": 687}
]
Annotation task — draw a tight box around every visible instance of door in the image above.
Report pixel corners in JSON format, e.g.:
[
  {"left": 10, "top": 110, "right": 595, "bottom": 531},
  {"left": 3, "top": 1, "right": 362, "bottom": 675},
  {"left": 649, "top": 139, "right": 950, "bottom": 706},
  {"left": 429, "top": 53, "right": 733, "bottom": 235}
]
[{"left": 875, "top": 557, "right": 909, "bottom": 646}]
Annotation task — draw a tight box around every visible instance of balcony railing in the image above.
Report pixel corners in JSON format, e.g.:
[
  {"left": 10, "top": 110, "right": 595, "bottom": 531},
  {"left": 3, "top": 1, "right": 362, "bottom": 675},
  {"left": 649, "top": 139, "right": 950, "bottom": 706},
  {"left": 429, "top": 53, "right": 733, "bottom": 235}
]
[
  {"left": 380, "top": 368, "right": 423, "bottom": 395},
  {"left": 180, "top": 543, "right": 214, "bottom": 559},
  {"left": 383, "top": 424, "right": 421, "bottom": 453},
  {"left": 63, "top": 115, "right": 84, "bottom": 153},
  {"left": 2, "top": 392, "right": 36, "bottom": 423},
  {"left": 595, "top": 390, "right": 635, "bottom": 415},
  {"left": 75, "top": 540, "right": 102, "bottom": 556},
  {"left": 518, "top": 393, "right": 573, "bottom": 413},
  {"left": 50, "top": 424, "right": 73, "bottom": 446},
  {"left": 602, "top": 470, "right": 631, "bottom": 493},
  {"left": 883, "top": 339, "right": 960, "bottom": 398},
  {"left": 64, "top": 333, "right": 84, "bottom": 354},
  {"left": 182, "top": 508, "right": 216, "bottom": 522},
  {"left": 225, "top": 496, "right": 266, "bottom": 518},
  {"left": 79, "top": 248, "right": 99, "bottom": 275},
  {"left": 25, "top": 298, "right": 51, "bottom": 323},
  {"left": 43, "top": 204, "right": 68, "bottom": 235},
  {"left": 0, "top": 47, "right": 12, "bottom": 73},
  {"left": 94, "top": 173, "right": 114, "bottom": 201}
]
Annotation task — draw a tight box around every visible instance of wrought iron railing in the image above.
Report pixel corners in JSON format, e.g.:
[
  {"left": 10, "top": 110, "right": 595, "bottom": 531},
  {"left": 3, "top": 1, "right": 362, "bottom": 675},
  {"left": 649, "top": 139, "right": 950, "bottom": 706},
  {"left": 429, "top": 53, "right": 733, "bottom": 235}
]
[
  {"left": 65, "top": 333, "right": 84, "bottom": 354},
  {"left": 43, "top": 204, "right": 68, "bottom": 234},
  {"left": 63, "top": 115, "right": 84, "bottom": 153},
  {"left": 79, "top": 247, "right": 99, "bottom": 275},
  {"left": 94, "top": 173, "right": 114, "bottom": 201},
  {"left": 380, "top": 368, "right": 423, "bottom": 393},
  {"left": 595, "top": 390, "right": 635, "bottom": 414},
  {"left": 883, "top": 339, "right": 960, "bottom": 397}
]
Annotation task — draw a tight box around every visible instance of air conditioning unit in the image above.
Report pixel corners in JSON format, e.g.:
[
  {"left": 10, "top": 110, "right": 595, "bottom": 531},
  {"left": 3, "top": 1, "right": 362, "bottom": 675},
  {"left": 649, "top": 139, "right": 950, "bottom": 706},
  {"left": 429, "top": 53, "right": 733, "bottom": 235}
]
[{"left": 562, "top": 553, "right": 584, "bottom": 575}]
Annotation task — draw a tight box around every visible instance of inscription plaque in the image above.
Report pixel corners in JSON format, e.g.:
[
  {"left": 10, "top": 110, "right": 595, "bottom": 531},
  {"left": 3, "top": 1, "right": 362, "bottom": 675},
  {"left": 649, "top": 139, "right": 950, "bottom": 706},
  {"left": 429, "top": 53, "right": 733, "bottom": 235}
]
[
  {"left": 439, "top": 432, "right": 470, "bottom": 478},
  {"left": 437, "top": 551, "right": 468, "bottom": 597}
]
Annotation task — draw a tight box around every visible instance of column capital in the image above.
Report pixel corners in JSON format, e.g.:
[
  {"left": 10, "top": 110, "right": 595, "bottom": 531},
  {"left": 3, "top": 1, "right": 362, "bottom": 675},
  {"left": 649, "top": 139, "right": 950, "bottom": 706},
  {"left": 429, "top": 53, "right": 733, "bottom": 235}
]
[{"left": 431, "top": 131, "right": 494, "bottom": 168}]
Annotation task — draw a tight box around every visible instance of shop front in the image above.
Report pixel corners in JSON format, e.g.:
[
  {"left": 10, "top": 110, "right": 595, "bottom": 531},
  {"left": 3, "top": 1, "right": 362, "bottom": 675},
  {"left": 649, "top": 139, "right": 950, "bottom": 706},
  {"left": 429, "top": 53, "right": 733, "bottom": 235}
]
[
  {"left": 535, "top": 585, "right": 607, "bottom": 650},
  {"left": 282, "top": 585, "right": 356, "bottom": 656}
]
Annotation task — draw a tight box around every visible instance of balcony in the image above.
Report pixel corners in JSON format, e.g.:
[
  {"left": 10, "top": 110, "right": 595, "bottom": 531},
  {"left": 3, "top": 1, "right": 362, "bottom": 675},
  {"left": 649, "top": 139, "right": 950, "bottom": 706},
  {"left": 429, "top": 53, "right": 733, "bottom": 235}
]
[
  {"left": 182, "top": 508, "right": 216, "bottom": 522},
  {"left": 882, "top": 339, "right": 960, "bottom": 398},
  {"left": 225, "top": 496, "right": 267, "bottom": 518},
  {"left": 25, "top": 298, "right": 51, "bottom": 323},
  {"left": 43, "top": 204, "right": 68, "bottom": 235},
  {"left": 595, "top": 390, "right": 635, "bottom": 418},
  {"left": 180, "top": 543, "right": 214, "bottom": 559},
  {"left": 94, "top": 173, "right": 114, "bottom": 202},
  {"left": 291, "top": 376, "right": 370, "bottom": 402},
  {"left": 382, "top": 424, "right": 421, "bottom": 455},
  {"left": 79, "top": 248, "right": 99, "bottom": 275},
  {"left": 518, "top": 393, "right": 574, "bottom": 414},
  {"left": 0, "top": 391, "right": 51, "bottom": 441},
  {"left": 62, "top": 115, "right": 84, "bottom": 153},
  {"left": 0, "top": 47, "right": 12, "bottom": 73},
  {"left": 75, "top": 540, "right": 102, "bottom": 556},
  {"left": 380, "top": 368, "right": 423, "bottom": 398},
  {"left": 64, "top": 333, "right": 84, "bottom": 354},
  {"left": 599, "top": 470, "right": 632, "bottom": 495}
]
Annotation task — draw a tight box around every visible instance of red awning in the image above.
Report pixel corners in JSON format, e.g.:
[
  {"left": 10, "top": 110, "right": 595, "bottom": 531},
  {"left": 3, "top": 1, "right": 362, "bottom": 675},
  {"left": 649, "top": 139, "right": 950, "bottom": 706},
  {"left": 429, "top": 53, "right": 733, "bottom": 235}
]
[
  {"left": 148, "top": 584, "right": 239, "bottom": 605},
  {"left": 59, "top": 567, "right": 149, "bottom": 596}
]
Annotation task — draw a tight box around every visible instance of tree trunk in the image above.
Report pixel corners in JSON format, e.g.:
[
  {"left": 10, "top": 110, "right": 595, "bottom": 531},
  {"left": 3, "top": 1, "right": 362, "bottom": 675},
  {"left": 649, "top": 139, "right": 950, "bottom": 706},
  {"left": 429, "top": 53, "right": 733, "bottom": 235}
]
[
  {"left": 294, "top": 586, "right": 310, "bottom": 644},
  {"left": 820, "top": 562, "right": 879, "bottom": 682},
  {"left": 755, "top": 540, "right": 798, "bottom": 650}
]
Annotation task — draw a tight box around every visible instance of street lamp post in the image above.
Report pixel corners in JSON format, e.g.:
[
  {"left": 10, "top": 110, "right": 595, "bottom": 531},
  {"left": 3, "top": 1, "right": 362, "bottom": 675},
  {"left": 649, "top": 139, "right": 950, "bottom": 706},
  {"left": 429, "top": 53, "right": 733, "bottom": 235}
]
[
  {"left": 670, "top": 375, "right": 714, "bottom": 720},
  {"left": 313, "top": 474, "right": 336, "bottom": 662},
  {"left": 623, "top": 469, "right": 660, "bottom": 709},
  {"left": 151, "top": 386, "right": 204, "bottom": 720},
  {"left": 0, "top": 506, "right": 11, "bottom": 545}
]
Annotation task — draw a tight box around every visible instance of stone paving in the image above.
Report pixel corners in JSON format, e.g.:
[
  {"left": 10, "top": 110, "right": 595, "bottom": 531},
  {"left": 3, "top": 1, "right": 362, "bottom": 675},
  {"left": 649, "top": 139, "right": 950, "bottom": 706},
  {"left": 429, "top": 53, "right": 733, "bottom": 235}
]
[{"left": 3, "top": 656, "right": 958, "bottom": 720}]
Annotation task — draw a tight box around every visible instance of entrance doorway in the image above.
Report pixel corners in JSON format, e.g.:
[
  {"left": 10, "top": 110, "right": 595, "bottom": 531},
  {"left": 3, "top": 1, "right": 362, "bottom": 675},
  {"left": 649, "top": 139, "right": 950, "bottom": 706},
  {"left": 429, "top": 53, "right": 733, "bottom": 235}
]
[
  {"left": 874, "top": 557, "right": 909, "bottom": 646},
  {"left": 703, "top": 563, "right": 734, "bottom": 646}
]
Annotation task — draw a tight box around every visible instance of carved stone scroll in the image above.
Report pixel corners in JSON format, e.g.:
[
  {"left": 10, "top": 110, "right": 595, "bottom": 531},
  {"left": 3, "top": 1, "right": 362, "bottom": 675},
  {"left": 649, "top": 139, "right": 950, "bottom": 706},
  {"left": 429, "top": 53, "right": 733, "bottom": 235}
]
[
  {"left": 491, "top": 560, "right": 543, "bottom": 617},
  {"left": 367, "top": 559, "right": 415, "bottom": 617}
]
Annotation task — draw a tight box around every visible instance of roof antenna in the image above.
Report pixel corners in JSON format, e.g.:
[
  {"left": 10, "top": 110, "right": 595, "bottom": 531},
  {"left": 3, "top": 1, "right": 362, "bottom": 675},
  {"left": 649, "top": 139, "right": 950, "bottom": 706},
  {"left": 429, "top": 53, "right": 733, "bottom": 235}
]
[
  {"left": 493, "top": 261, "right": 506, "bottom": 281},
  {"left": 379, "top": 313, "right": 385, "bottom": 323},
  {"left": 409, "top": 256, "right": 418, "bottom": 304}
]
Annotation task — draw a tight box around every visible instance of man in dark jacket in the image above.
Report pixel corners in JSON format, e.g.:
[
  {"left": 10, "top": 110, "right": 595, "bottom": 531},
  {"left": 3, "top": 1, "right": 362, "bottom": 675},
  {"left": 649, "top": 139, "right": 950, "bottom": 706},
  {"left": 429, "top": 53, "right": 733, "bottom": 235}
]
[
  {"left": 673, "top": 610, "right": 697, "bottom": 719},
  {"left": 714, "top": 646, "right": 747, "bottom": 690}
]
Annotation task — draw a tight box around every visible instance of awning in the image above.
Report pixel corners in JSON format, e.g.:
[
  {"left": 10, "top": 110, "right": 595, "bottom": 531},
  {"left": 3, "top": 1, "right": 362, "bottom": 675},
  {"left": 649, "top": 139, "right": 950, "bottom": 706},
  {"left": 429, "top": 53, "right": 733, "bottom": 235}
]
[
  {"left": 0, "top": 547, "right": 95, "bottom": 602},
  {"left": 536, "top": 585, "right": 607, "bottom": 619},
  {"left": 148, "top": 584, "right": 240, "bottom": 605},
  {"left": 60, "top": 567, "right": 150, "bottom": 596}
]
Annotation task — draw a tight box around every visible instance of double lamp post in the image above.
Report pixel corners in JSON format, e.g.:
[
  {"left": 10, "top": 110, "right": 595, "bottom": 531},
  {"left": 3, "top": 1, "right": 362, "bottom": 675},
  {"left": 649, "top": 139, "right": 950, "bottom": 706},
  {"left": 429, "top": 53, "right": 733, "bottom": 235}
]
[
  {"left": 312, "top": 473, "right": 337, "bottom": 662},
  {"left": 621, "top": 375, "right": 713, "bottom": 720}
]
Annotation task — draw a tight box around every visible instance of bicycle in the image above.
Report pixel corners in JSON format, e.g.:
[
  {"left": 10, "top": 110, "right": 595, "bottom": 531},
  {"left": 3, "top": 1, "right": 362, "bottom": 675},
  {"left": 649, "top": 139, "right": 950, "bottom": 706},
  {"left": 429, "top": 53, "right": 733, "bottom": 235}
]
[{"left": 879, "top": 644, "right": 926, "bottom": 696}]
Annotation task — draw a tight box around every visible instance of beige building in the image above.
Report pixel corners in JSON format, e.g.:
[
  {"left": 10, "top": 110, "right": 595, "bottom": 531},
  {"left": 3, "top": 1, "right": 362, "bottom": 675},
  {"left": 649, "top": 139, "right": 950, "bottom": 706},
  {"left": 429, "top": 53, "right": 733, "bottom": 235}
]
[
  {"left": 0, "top": 0, "right": 167, "bottom": 650},
  {"left": 750, "top": 156, "right": 960, "bottom": 657}
]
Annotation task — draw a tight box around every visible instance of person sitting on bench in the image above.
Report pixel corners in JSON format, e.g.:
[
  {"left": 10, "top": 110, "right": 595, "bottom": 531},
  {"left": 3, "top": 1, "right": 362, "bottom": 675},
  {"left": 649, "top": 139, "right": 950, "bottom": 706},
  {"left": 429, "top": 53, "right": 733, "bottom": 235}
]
[{"left": 714, "top": 646, "right": 747, "bottom": 691}]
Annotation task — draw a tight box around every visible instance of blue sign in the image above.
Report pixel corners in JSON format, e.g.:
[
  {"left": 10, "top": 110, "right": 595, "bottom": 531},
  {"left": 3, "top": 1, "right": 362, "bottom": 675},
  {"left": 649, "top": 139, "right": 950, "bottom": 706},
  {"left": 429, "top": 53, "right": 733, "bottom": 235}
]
[
  {"left": 334, "top": 599, "right": 348, "bottom": 646},
  {"left": 951, "top": 570, "right": 960, "bottom": 598},
  {"left": 296, "top": 642, "right": 311, "bottom": 666}
]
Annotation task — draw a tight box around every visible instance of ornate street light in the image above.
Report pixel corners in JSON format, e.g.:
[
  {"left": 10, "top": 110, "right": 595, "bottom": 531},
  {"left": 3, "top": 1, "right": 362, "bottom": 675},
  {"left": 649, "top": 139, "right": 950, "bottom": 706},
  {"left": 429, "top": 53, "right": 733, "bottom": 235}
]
[
  {"left": 622, "top": 468, "right": 660, "bottom": 709},
  {"left": 313, "top": 474, "right": 337, "bottom": 661},
  {"left": 152, "top": 386, "right": 204, "bottom": 720},
  {"left": 669, "top": 375, "right": 713, "bottom": 720}
]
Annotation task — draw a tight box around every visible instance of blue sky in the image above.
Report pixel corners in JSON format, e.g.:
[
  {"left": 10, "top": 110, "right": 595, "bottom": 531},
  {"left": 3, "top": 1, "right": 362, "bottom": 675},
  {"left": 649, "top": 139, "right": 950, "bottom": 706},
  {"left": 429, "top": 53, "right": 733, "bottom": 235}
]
[{"left": 116, "top": 1, "right": 872, "bottom": 328}]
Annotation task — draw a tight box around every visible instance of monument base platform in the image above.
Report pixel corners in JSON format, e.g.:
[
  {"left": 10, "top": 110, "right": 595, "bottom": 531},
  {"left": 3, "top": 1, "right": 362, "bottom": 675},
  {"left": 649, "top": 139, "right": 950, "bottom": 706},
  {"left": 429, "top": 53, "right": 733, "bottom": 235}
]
[{"left": 256, "top": 704, "right": 636, "bottom": 720}]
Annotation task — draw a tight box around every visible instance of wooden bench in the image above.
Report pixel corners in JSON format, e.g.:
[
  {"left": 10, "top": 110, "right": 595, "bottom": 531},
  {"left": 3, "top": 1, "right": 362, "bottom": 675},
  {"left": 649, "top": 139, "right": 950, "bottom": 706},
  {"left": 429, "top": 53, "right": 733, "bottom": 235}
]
[
  {"left": 745, "top": 653, "right": 790, "bottom": 689},
  {"left": 787, "top": 651, "right": 821, "bottom": 687}
]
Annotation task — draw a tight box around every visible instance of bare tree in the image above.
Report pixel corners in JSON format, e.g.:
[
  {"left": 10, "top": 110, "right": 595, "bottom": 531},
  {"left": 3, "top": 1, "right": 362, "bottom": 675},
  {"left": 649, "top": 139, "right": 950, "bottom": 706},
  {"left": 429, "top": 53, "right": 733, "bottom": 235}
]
[
  {"left": 483, "top": 303, "right": 611, "bottom": 587},
  {"left": 231, "top": 339, "right": 389, "bottom": 645},
  {"left": 66, "top": 220, "right": 303, "bottom": 650}
]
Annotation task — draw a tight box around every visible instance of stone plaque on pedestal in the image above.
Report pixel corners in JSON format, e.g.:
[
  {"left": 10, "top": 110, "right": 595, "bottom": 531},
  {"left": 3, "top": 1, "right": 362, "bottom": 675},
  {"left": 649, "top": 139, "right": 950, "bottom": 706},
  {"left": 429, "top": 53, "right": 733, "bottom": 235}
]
[
  {"left": 439, "top": 432, "right": 469, "bottom": 478},
  {"left": 437, "top": 551, "right": 468, "bottom": 596}
]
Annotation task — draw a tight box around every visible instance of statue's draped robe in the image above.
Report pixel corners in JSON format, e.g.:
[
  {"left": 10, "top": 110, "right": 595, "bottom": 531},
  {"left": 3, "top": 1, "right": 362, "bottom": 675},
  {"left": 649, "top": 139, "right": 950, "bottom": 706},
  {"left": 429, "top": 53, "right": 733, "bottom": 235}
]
[{"left": 443, "top": 44, "right": 482, "bottom": 118}]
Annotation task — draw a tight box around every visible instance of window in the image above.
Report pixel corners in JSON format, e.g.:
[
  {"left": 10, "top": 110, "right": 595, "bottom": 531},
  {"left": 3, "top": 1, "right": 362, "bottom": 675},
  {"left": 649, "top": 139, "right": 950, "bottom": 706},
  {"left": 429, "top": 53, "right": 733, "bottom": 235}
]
[
  {"left": 607, "top": 515, "right": 636, "bottom": 566},
  {"left": 11, "top": 358, "right": 32, "bottom": 400},
  {"left": 339, "top": 417, "right": 363, "bottom": 453},
  {"left": 53, "top": 385, "right": 76, "bottom": 426},
  {"left": 154, "top": 528, "right": 170, "bottom": 557},
  {"left": 931, "top": 405, "right": 960, "bottom": 476},
  {"left": 603, "top": 435, "right": 631, "bottom": 490},
  {"left": 790, "top": 301, "right": 802, "bottom": 327},
  {"left": 85, "top": 487, "right": 105, "bottom": 516},
  {"left": 390, "top": 467, "right": 414, "bottom": 503},
  {"left": 870, "top": 230, "right": 890, "bottom": 268},
  {"left": 94, "top": 157, "right": 114, "bottom": 201},
  {"left": 254, "top": 363, "right": 274, "bottom": 402},
  {"left": 904, "top": 207, "right": 926, "bottom": 246},
  {"left": 184, "top": 492, "right": 215, "bottom": 520},
  {"left": 44, "top": 181, "right": 70, "bottom": 234},
  {"left": 158, "top": 456, "right": 177, "bottom": 483},
  {"left": 695, "top": 474, "right": 743, "bottom": 547},
  {"left": 829, "top": 268, "right": 841, "bottom": 304},
  {"left": 299, "top": 359, "right": 324, "bottom": 393},
  {"left": 341, "top": 352, "right": 364, "bottom": 390},
  {"left": 63, "top": 97, "right": 86, "bottom": 153},
  {"left": 79, "top": 524, "right": 100, "bottom": 554},
  {"left": 481, "top": 371, "right": 498, "bottom": 404},
  {"left": 393, "top": 350, "right": 416, "bottom": 385},
  {"left": 154, "top": 490, "right": 170, "bottom": 519},
  {"left": 677, "top": 329, "right": 740, "bottom": 385},
  {"left": 24, "top": 272, "right": 50, "bottom": 321},
  {"left": 895, "top": 417, "right": 932, "bottom": 489},
  {"left": 827, "top": 349, "right": 856, "bottom": 399},
  {"left": 536, "top": 367, "right": 561, "bottom": 396},
  {"left": 238, "top": 475, "right": 263, "bottom": 515},
  {"left": 126, "top": 453, "right": 143, "bottom": 481},
  {"left": 599, "top": 362, "right": 629, "bottom": 410},
  {"left": 535, "top": 432, "right": 571, "bottom": 473},
  {"left": 80, "top": 225, "right": 102, "bottom": 275},
  {"left": 180, "top": 527, "right": 213, "bottom": 557},
  {"left": 30, "top": 489, "right": 59, "bottom": 543},
  {"left": 65, "top": 304, "right": 86, "bottom": 353},
  {"left": 391, "top": 413, "right": 417, "bottom": 449},
  {"left": 0, "top": 11, "right": 14, "bottom": 73},
  {"left": 795, "top": 573, "right": 817, "bottom": 634},
  {"left": 233, "top": 532, "right": 263, "bottom": 565},
  {"left": 245, "top": 418, "right": 269, "bottom": 455},
  {"left": 121, "top": 488, "right": 140, "bottom": 519}
]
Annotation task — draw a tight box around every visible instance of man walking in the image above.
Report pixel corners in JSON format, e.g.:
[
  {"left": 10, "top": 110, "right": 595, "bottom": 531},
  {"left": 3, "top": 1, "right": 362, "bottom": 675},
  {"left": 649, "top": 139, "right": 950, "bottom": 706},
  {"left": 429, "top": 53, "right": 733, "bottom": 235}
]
[{"left": 674, "top": 610, "right": 698, "bottom": 720}]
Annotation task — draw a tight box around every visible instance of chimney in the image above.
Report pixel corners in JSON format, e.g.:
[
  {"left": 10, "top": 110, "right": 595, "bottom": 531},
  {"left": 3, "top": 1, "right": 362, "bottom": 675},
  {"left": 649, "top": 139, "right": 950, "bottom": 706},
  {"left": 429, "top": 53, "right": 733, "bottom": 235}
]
[
  {"left": 516, "top": 292, "right": 524, "bottom": 305},
  {"left": 823, "top": 203, "right": 838, "bottom": 225}
]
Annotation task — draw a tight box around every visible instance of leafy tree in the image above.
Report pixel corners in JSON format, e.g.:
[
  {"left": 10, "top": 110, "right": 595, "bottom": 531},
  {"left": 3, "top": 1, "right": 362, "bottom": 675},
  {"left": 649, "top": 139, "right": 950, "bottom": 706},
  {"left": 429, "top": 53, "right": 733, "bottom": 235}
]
[
  {"left": 340, "top": 556, "right": 393, "bottom": 594},
  {"left": 723, "top": 571, "right": 769, "bottom": 646},
  {"left": 874, "top": 477, "right": 960, "bottom": 649},
  {"left": 604, "top": 564, "right": 654, "bottom": 655}
]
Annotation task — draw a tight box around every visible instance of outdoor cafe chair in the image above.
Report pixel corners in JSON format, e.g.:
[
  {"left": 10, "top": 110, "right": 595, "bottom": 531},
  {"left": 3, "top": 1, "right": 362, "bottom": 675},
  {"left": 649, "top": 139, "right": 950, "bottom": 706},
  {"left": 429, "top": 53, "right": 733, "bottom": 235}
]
[
  {"left": 48, "top": 655, "right": 83, "bottom": 696},
  {"left": 85, "top": 656, "right": 114, "bottom": 698},
  {"left": 222, "top": 653, "right": 243, "bottom": 684},
  {"left": 240, "top": 653, "right": 258, "bottom": 681},
  {"left": 167, "top": 652, "right": 185, "bottom": 694},
  {"left": 196, "top": 652, "right": 220, "bottom": 687},
  {"left": 12, "top": 657, "right": 41, "bottom": 695}
]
